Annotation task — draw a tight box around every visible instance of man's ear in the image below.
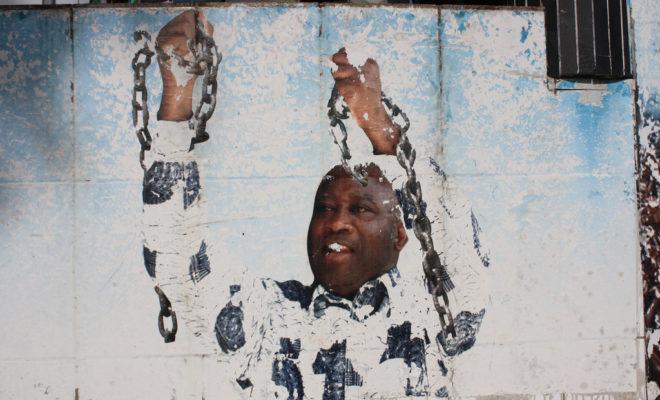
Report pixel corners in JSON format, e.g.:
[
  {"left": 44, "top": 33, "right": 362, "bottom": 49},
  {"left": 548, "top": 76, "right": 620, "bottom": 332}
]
[{"left": 394, "top": 222, "right": 408, "bottom": 251}]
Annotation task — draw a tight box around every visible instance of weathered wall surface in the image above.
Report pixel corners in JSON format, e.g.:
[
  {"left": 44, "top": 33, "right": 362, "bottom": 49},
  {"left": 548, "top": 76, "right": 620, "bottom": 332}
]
[
  {"left": 0, "top": 4, "right": 645, "bottom": 399},
  {"left": 0, "top": 9, "right": 77, "bottom": 400},
  {"left": 439, "top": 9, "right": 640, "bottom": 397},
  {"left": 631, "top": 0, "right": 660, "bottom": 397}
]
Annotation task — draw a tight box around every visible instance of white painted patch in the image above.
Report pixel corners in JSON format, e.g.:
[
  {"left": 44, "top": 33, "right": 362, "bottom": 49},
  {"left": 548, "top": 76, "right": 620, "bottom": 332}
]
[
  {"left": 575, "top": 83, "right": 607, "bottom": 107},
  {"left": 649, "top": 329, "right": 660, "bottom": 356},
  {"left": 161, "top": 44, "right": 195, "bottom": 87},
  {"left": 344, "top": 42, "right": 377, "bottom": 70}
]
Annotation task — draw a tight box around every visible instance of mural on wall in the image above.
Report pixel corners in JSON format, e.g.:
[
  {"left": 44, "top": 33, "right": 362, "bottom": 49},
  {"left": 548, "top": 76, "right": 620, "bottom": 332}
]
[
  {"left": 135, "top": 9, "right": 487, "bottom": 399},
  {"left": 0, "top": 4, "right": 646, "bottom": 399}
]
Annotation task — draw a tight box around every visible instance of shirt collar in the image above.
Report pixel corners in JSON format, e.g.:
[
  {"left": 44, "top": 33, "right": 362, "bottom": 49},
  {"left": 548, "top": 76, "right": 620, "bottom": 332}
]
[{"left": 311, "top": 266, "right": 400, "bottom": 322}]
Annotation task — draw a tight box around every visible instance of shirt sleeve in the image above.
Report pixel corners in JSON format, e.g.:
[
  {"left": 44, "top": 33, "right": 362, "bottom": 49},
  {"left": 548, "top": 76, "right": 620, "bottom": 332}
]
[
  {"left": 210, "top": 276, "right": 282, "bottom": 398},
  {"left": 394, "top": 159, "right": 490, "bottom": 397},
  {"left": 140, "top": 119, "right": 214, "bottom": 347}
]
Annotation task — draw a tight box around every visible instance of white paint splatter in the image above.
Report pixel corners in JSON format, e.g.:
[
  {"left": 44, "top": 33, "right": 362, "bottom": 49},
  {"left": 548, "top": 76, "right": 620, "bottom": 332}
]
[
  {"left": 344, "top": 42, "right": 377, "bottom": 70},
  {"left": 161, "top": 44, "right": 195, "bottom": 87},
  {"left": 328, "top": 243, "right": 343, "bottom": 252}
]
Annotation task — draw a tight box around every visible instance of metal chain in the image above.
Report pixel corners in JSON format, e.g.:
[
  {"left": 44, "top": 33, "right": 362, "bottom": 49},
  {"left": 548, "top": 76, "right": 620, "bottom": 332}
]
[
  {"left": 131, "top": 31, "right": 154, "bottom": 171},
  {"left": 189, "top": 14, "right": 221, "bottom": 151},
  {"left": 328, "top": 87, "right": 456, "bottom": 337},
  {"left": 155, "top": 286, "right": 178, "bottom": 343},
  {"left": 382, "top": 92, "right": 456, "bottom": 337},
  {"left": 131, "top": 14, "right": 222, "bottom": 164},
  {"left": 327, "top": 87, "right": 368, "bottom": 186}
]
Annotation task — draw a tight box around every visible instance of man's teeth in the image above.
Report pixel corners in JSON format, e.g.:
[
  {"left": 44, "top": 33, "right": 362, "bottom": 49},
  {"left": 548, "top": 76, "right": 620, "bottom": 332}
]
[{"left": 328, "top": 243, "right": 344, "bottom": 253}]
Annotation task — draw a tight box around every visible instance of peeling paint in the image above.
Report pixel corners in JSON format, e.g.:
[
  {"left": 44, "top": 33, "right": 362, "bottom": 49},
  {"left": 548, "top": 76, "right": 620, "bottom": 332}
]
[{"left": 632, "top": 0, "right": 660, "bottom": 393}]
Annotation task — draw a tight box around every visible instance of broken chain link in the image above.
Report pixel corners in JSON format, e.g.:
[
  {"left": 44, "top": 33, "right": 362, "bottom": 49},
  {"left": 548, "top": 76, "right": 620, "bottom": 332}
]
[
  {"left": 155, "top": 286, "right": 178, "bottom": 343},
  {"left": 328, "top": 88, "right": 456, "bottom": 337}
]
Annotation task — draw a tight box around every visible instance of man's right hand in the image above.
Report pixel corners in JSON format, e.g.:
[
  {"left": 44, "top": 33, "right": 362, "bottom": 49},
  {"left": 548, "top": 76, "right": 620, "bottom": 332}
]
[
  {"left": 156, "top": 10, "right": 214, "bottom": 121},
  {"left": 331, "top": 48, "right": 400, "bottom": 156}
]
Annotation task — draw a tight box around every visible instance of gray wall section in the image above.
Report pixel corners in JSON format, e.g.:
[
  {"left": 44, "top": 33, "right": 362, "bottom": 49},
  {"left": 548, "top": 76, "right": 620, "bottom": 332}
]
[{"left": 0, "top": 9, "right": 76, "bottom": 400}]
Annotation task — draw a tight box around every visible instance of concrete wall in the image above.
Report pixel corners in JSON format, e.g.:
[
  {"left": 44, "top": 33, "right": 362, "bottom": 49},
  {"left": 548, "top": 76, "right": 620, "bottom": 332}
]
[
  {"left": 0, "top": 4, "right": 646, "bottom": 399},
  {"left": 439, "top": 8, "right": 639, "bottom": 397}
]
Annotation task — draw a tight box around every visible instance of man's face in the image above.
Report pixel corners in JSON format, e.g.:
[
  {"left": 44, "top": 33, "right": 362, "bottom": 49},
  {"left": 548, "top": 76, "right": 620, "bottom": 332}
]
[{"left": 307, "top": 173, "right": 408, "bottom": 298}]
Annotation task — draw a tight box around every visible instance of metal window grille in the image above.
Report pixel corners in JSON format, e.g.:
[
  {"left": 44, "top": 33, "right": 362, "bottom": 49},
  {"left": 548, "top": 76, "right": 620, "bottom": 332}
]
[{"left": 544, "top": 0, "right": 632, "bottom": 79}]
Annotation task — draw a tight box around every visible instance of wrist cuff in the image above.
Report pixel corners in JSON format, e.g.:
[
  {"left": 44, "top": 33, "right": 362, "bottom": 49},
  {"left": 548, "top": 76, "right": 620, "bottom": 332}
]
[{"left": 149, "top": 120, "right": 195, "bottom": 158}]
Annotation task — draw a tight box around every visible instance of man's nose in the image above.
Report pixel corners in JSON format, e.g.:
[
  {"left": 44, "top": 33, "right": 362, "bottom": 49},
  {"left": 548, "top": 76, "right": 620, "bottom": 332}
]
[{"left": 326, "top": 209, "right": 354, "bottom": 234}]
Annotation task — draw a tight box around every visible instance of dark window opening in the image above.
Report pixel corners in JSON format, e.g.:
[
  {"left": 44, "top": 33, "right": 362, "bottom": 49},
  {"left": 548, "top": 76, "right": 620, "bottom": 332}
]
[{"left": 543, "top": 0, "right": 631, "bottom": 79}]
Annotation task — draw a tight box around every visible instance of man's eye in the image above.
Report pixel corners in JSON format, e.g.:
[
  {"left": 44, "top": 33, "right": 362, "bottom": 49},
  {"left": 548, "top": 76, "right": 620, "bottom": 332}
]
[
  {"left": 352, "top": 205, "right": 370, "bottom": 214},
  {"left": 315, "top": 204, "right": 333, "bottom": 213}
]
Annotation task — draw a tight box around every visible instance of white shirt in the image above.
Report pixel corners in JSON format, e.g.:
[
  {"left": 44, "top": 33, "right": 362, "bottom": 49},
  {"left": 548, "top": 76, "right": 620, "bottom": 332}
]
[{"left": 214, "top": 267, "right": 485, "bottom": 399}]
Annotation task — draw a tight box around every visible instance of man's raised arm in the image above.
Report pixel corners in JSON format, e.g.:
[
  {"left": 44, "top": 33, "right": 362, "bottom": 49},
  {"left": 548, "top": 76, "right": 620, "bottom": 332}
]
[{"left": 331, "top": 48, "right": 401, "bottom": 155}]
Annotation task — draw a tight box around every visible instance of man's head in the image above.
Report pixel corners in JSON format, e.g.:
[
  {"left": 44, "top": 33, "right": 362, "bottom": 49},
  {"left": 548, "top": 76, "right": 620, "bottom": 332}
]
[{"left": 307, "top": 164, "right": 408, "bottom": 298}]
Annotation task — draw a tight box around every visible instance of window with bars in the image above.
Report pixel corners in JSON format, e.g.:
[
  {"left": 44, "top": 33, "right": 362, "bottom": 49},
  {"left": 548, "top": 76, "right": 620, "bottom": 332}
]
[{"left": 543, "top": 0, "right": 631, "bottom": 79}]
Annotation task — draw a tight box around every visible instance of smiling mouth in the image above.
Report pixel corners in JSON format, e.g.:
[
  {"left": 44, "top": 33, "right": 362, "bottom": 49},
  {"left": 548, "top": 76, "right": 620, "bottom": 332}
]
[{"left": 323, "top": 242, "right": 352, "bottom": 255}]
